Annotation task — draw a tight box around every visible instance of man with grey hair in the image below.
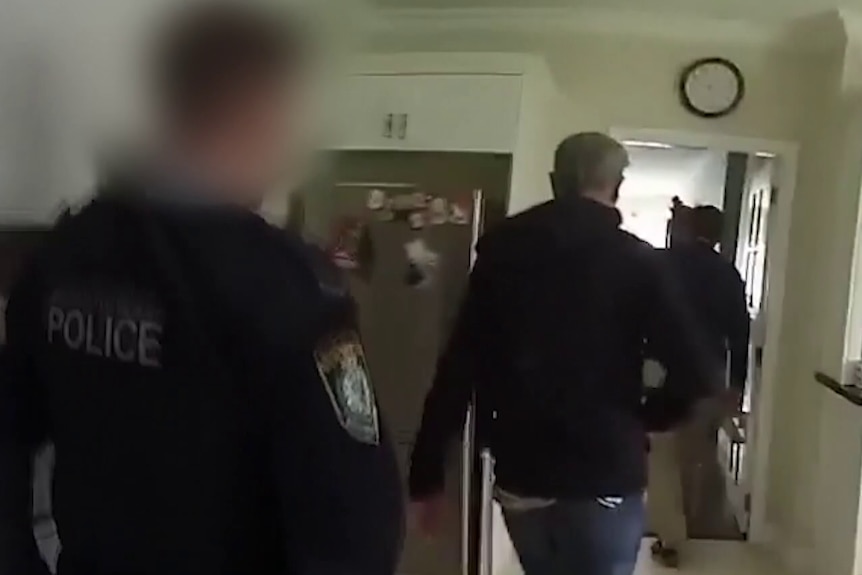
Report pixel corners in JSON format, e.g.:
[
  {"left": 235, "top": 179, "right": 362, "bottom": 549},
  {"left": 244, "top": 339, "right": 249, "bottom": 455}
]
[{"left": 409, "top": 132, "right": 720, "bottom": 575}]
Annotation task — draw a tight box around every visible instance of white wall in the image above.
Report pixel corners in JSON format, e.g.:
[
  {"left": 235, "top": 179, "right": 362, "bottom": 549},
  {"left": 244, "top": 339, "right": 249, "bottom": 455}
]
[{"left": 618, "top": 145, "right": 727, "bottom": 246}]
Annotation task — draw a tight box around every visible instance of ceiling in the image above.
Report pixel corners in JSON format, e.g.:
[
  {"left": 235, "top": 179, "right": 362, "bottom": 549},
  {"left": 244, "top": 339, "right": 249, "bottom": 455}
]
[
  {"left": 364, "top": 0, "right": 849, "bottom": 52},
  {"left": 369, "top": 0, "right": 834, "bottom": 20}
]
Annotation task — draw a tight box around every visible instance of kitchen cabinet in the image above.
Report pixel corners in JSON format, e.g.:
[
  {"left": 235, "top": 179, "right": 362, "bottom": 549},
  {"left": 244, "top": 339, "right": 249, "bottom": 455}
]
[{"left": 331, "top": 73, "right": 523, "bottom": 153}]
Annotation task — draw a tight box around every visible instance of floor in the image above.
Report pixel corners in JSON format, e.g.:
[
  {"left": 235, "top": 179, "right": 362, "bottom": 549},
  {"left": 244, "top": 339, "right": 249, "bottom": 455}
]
[
  {"left": 493, "top": 540, "right": 788, "bottom": 575},
  {"left": 678, "top": 454, "right": 742, "bottom": 540},
  {"left": 38, "top": 522, "right": 784, "bottom": 575},
  {"left": 654, "top": 430, "right": 743, "bottom": 541},
  {"left": 634, "top": 540, "right": 787, "bottom": 575}
]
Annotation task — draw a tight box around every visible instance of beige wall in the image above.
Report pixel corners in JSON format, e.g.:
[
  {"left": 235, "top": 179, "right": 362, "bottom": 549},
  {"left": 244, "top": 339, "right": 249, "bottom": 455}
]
[{"left": 367, "top": 33, "right": 821, "bottom": 143}]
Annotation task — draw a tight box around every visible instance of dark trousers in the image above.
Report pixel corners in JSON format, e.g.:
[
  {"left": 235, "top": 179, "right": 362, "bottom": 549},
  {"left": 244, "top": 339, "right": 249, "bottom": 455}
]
[{"left": 502, "top": 495, "right": 645, "bottom": 575}]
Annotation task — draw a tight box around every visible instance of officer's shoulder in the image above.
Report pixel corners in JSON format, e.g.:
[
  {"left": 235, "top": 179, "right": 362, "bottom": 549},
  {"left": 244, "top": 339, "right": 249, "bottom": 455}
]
[{"left": 252, "top": 223, "right": 347, "bottom": 299}]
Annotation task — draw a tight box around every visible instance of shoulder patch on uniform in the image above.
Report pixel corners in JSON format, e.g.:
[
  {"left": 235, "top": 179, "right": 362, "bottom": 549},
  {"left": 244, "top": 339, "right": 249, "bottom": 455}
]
[{"left": 314, "top": 331, "right": 379, "bottom": 445}]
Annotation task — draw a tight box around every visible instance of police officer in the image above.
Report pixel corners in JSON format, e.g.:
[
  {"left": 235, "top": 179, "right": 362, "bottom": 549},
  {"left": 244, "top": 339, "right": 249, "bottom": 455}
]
[
  {"left": 0, "top": 4, "right": 404, "bottom": 575},
  {"left": 409, "top": 133, "right": 722, "bottom": 575}
]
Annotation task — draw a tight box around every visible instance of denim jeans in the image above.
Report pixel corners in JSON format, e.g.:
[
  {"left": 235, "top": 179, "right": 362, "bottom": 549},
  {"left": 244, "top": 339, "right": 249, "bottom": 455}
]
[{"left": 502, "top": 495, "right": 645, "bottom": 575}]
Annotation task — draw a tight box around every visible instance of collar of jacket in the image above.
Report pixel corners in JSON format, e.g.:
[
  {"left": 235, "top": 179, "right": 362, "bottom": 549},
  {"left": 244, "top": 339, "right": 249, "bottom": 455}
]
[{"left": 556, "top": 195, "right": 623, "bottom": 229}]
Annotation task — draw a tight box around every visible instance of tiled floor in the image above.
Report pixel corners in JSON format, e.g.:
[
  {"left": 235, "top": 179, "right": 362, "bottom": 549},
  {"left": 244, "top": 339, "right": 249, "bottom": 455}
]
[{"left": 635, "top": 540, "right": 786, "bottom": 575}]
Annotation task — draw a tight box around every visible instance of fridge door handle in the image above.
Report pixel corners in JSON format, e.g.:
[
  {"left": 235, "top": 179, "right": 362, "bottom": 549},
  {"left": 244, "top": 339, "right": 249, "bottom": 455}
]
[
  {"left": 478, "top": 449, "right": 495, "bottom": 575},
  {"left": 461, "top": 402, "right": 475, "bottom": 575}
]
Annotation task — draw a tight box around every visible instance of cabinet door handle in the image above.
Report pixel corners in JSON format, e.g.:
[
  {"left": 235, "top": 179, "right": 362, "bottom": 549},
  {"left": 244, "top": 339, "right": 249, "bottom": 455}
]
[
  {"left": 383, "top": 114, "right": 394, "bottom": 139},
  {"left": 397, "top": 114, "right": 408, "bottom": 140}
]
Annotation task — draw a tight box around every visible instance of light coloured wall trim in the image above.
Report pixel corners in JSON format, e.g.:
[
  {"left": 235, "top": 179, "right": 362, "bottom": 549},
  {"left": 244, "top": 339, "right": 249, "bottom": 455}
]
[
  {"left": 610, "top": 127, "right": 799, "bottom": 547},
  {"left": 369, "top": 7, "right": 844, "bottom": 54}
]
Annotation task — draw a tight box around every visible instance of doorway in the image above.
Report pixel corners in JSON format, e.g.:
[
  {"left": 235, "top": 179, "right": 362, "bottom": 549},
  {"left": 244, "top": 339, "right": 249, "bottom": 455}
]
[{"left": 611, "top": 127, "right": 798, "bottom": 546}]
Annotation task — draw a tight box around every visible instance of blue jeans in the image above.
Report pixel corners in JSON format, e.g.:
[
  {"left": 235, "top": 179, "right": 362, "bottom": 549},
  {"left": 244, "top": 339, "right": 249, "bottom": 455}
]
[{"left": 503, "top": 495, "right": 645, "bottom": 575}]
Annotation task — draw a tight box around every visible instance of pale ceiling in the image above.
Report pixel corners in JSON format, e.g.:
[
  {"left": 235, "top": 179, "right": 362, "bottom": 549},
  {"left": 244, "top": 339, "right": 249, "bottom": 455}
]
[{"left": 369, "top": 0, "right": 838, "bottom": 23}]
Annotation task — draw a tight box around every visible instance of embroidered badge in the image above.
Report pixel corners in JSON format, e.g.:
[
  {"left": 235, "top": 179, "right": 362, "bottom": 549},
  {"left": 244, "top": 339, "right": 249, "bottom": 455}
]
[{"left": 314, "top": 331, "right": 380, "bottom": 445}]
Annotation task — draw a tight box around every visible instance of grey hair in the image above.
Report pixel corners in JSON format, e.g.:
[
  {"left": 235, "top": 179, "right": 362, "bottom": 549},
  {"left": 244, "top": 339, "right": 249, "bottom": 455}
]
[{"left": 553, "top": 132, "right": 629, "bottom": 194}]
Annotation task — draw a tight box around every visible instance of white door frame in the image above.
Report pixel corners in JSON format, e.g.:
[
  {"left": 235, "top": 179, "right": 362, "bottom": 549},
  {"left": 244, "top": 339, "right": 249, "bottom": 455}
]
[{"left": 610, "top": 126, "right": 800, "bottom": 545}]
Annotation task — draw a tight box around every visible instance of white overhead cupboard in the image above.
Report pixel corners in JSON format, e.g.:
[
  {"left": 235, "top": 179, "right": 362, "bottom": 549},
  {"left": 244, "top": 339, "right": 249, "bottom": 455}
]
[
  {"left": 320, "top": 53, "right": 561, "bottom": 215},
  {"left": 330, "top": 73, "right": 524, "bottom": 153}
]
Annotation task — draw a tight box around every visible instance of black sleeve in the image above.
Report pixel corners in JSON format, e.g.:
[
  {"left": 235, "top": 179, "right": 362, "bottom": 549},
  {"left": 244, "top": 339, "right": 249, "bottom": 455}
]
[
  {"left": 408, "top": 256, "right": 490, "bottom": 500},
  {"left": 0, "top": 277, "right": 51, "bottom": 575},
  {"left": 641, "top": 251, "right": 724, "bottom": 431},
  {"left": 727, "top": 272, "right": 751, "bottom": 393},
  {"left": 264, "top": 327, "right": 404, "bottom": 575},
  {"left": 178, "top": 223, "right": 404, "bottom": 575}
]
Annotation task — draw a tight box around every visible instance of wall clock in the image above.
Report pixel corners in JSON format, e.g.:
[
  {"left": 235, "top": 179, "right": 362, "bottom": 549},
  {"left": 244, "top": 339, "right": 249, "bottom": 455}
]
[{"left": 678, "top": 57, "right": 745, "bottom": 119}]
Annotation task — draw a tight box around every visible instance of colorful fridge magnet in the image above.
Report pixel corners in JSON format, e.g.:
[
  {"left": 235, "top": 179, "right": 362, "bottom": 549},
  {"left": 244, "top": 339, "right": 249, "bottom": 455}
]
[
  {"left": 377, "top": 201, "right": 395, "bottom": 222},
  {"left": 449, "top": 198, "right": 471, "bottom": 225},
  {"left": 404, "top": 238, "right": 440, "bottom": 289},
  {"left": 411, "top": 192, "right": 428, "bottom": 210},
  {"left": 428, "top": 197, "right": 449, "bottom": 226},
  {"left": 367, "top": 189, "right": 387, "bottom": 211},
  {"left": 328, "top": 217, "right": 366, "bottom": 271},
  {"left": 408, "top": 211, "right": 426, "bottom": 230}
]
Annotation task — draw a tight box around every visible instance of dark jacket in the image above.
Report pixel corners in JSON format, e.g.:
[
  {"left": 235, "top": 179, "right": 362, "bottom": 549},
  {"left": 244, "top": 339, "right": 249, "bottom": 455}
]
[
  {"left": 0, "top": 183, "right": 404, "bottom": 575},
  {"left": 409, "top": 197, "right": 722, "bottom": 500},
  {"left": 664, "top": 242, "right": 751, "bottom": 391}
]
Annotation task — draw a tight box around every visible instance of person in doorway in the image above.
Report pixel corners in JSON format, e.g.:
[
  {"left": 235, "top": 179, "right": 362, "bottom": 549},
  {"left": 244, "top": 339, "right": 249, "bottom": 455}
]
[
  {"left": 648, "top": 204, "right": 751, "bottom": 567},
  {"left": 409, "top": 132, "right": 724, "bottom": 575},
  {"left": 0, "top": 5, "right": 404, "bottom": 575}
]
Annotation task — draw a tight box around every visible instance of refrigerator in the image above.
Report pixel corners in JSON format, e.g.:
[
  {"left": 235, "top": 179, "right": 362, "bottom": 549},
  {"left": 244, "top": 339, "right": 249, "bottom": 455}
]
[{"left": 311, "top": 151, "right": 512, "bottom": 575}]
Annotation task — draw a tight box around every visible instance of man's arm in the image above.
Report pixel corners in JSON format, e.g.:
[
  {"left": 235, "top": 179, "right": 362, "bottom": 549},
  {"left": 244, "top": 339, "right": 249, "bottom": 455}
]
[
  {"left": 408, "top": 257, "right": 491, "bottom": 500},
  {"left": 0, "top": 278, "right": 51, "bottom": 575},
  {"left": 642, "top": 251, "right": 724, "bottom": 431}
]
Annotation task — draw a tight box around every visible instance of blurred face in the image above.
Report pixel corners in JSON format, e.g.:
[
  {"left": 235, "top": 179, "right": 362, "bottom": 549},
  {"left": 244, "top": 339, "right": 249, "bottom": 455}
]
[
  {"left": 218, "top": 78, "right": 292, "bottom": 203},
  {"left": 183, "top": 75, "right": 301, "bottom": 206}
]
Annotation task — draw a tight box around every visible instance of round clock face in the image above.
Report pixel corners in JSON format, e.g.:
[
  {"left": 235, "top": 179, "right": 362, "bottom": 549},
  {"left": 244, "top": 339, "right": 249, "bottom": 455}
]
[{"left": 680, "top": 58, "right": 744, "bottom": 118}]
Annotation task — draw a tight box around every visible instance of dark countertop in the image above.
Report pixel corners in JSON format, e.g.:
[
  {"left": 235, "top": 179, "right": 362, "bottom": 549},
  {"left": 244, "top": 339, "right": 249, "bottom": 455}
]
[{"left": 815, "top": 371, "right": 862, "bottom": 407}]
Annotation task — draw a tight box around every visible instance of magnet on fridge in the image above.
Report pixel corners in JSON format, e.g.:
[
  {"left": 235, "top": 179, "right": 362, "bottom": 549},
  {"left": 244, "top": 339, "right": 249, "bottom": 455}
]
[
  {"left": 411, "top": 192, "right": 428, "bottom": 209},
  {"left": 449, "top": 198, "right": 471, "bottom": 225},
  {"left": 389, "top": 194, "right": 413, "bottom": 213},
  {"left": 327, "top": 217, "right": 366, "bottom": 271},
  {"left": 377, "top": 203, "right": 395, "bottom": 222},
  {"left": 428, "top": 197, "right": 448, "bottom": 226},
  {"left": 404, "top": 238, "right": 440, "bottom": 289},
  {"left": 408, "top": 211, "right": 426, "bottom": 230},
  {"left": 367, "top": 189, "right": 387, "bottom": 211}
]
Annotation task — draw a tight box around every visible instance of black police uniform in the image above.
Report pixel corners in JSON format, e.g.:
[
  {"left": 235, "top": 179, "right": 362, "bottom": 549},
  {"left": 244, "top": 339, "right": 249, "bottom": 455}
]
[
  {"left": 0, "top": 178, "right": 404, "bottom": 575},
  {"left": 409, "top": 196, "right": 722, "bottom": 501}
]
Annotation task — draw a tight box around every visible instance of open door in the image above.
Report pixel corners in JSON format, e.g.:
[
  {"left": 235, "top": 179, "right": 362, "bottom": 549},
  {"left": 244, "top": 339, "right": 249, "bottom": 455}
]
[{"left": 725, "top": 154, "right": 774, "bottom": 533}]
